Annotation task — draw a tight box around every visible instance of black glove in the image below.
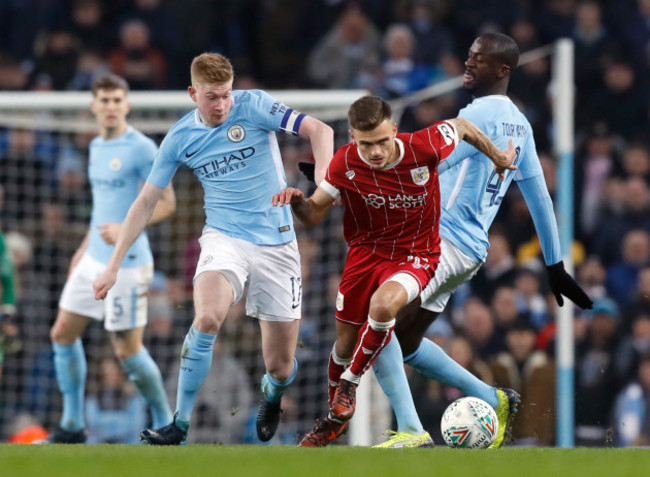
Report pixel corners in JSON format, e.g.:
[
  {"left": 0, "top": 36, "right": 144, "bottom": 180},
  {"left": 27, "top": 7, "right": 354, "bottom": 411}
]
[
  {"left": 298, "top": 162, "right": 316, "bottom": 183},
  {"left": 546, "top": 261, "right": 593, "bottom": 309}
]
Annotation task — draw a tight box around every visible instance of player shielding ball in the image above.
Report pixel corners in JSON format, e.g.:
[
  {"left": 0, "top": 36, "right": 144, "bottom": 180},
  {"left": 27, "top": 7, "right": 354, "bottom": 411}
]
[
  {"left": 94, "top": 53, "right": 334, "bottom": 445},
  {"left": 272, "top": 95, "right": 516, "bottom": 447},
  {"left": 46, "top": 74, "right": 176, "bottom": 444},
  {"left": 371, "top": 32, "right": 593, "bottom": 449}
]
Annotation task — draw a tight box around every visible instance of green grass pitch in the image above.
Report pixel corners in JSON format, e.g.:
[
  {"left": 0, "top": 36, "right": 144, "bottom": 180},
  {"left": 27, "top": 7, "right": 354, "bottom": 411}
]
[{"left": 1, "top": 445, "right": 648, "bottom": 477}]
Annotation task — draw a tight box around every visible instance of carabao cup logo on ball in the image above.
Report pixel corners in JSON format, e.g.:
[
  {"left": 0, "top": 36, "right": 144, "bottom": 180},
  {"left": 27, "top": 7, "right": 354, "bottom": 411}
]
[{"left": 441, "top": 397, "right": 498, "bottom": 449}]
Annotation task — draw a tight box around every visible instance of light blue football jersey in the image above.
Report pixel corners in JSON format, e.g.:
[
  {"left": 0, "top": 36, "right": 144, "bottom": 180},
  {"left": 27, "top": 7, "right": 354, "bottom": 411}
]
[
  {"left": 438, "top": 95, "right": 543, "bottom": 262},
  {"left": 87, "top": 126, "right": 157, "bottom": 267},
  {"left": 147, "top": 89, "right": 304, "bottom": 245}
]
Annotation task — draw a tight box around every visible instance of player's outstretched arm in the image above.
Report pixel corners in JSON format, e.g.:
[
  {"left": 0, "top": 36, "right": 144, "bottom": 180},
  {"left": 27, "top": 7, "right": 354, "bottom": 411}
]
[
  {"left": 297, "top": 116, "right": 334, "bottom": 185},
  {"left": 272, "top": 186, "right": 335, "bottom": 226},
  {"left": 518, "top": 175, "right": 593, "bottom": 309},
  {"left": 96, "top": 184, "right": 176, "bottom": 245},
  {"left": 94, "top": 181, "right": 164, "bottom": 300},
  {"left": 450, "top": 117, "right": 517, "bottom": 180}
]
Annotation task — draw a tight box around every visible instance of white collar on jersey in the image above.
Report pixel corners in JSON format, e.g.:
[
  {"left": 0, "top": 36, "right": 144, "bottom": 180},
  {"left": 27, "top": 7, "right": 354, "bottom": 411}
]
[
  {"left": 357, "top": 137, "right": 405, "bottom": 170},
  {"left": 474, "top": 94, "right": 511, "bottom": 104}
]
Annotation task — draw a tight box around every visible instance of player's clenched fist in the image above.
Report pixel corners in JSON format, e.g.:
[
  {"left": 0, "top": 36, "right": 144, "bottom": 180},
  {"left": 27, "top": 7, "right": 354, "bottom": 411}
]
[
  {"left": 93, "top": 270, "right": 117, "bottom": 300},
  {"left": 271, "top": 187, "right": 304, "bottom": 207}
]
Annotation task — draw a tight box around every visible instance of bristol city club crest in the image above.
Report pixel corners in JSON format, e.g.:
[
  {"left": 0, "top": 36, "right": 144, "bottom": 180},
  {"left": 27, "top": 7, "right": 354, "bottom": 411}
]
[{"left": 410, "top": 166, "right": 430, "bottom": 185}]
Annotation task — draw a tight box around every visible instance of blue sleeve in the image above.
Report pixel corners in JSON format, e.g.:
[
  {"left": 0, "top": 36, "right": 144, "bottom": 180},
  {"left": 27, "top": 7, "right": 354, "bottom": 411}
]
[
  {"left": 439, "top": 104, "right": 498, "bottom": 174},
  {"left": 439, "top": 140, "right": 475, "bottom": 173},
  {"left": 514, "top": 133, "right": 543, "bottom": 181},
  {"left": 517, "top": 174, "right": 562, "bottom": 265},
  {"left": 146, "top": 132, "right": 179, "bottom": 188},
  {"left": 137, "top": 138, "right": 158, "bottom": 181},
  {"left": 248, "top": 90, "right": 306, "bottom": 136}
]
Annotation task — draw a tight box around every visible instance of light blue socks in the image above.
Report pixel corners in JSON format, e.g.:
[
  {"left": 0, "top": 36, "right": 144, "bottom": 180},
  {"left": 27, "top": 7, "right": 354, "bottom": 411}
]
[
  {"left": 175, "top": 326, "right": 217, "bottom": 427},
  {"left": 405, "top": 338, "right": 498, "bottom": 409},
  {"left": 53, "top": 339, "right": 87, "bottom": 432},
  {"left": 121, "top": 347, "right": 172, "bottom": 428},
  {"left": 372, "top": 334, "right": 425, "bottom": 434},
  {"left": 261, "top": 358, "right": 298, "bottom": 404}
]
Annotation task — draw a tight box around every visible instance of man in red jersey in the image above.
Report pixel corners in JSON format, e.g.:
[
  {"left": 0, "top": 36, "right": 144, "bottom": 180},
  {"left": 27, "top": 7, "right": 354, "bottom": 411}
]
[{"left": 272, "top": 95, "right": 516, "bottom": 447}]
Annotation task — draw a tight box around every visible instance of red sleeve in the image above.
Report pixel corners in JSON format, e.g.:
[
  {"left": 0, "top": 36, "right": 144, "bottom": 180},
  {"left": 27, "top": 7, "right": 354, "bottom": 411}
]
[
  {"left": 412, "top": 120, "right": 459, "bottom": 166},
  {"left": 325, "top": 144, "right": 352, "bottom": 189}
]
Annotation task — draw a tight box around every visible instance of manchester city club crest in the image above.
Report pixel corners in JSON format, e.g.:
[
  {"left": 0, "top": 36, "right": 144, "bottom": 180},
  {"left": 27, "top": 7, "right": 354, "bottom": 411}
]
[
  {"left": 227, "top": 124, "right": 246, "bottom": 142},
  {"left": 109, "top": 157, "right": 122, "bottom": 171},
  {"left": 410, "top": 166, "right": 430, "bottom": 185}
]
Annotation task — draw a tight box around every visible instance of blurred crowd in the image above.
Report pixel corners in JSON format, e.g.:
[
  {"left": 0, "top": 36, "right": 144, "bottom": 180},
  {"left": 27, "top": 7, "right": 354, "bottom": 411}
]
[{"left": 1, "top": 0, "right": 650, "bottom": 447}]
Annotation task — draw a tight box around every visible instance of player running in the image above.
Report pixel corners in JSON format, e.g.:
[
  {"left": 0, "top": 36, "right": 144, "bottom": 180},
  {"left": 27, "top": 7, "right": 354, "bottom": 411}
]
[
  {"left": 371, "top": 32, "right": 593, "bottom": 449},
  {"left": 46, "top": 74, "right": 176, "bottom": 444},
  {"left": 94, "top": 53, "right": 334, "bottom": 445},
  {"left": 272, "top": 94, "right": 516, "bottom": 447}
]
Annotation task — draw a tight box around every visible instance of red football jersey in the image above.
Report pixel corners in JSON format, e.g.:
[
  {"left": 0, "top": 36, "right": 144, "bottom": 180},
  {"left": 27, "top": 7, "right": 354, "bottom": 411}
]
[{"left": 321, "top": 121, "right": 458, "bottom": 260}]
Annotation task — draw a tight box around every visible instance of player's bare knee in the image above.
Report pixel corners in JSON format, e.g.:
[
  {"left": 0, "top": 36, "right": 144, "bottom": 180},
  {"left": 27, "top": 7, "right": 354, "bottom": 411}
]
[
  {"left": 50, "top": 322, "right": 76, "bottom": 345},
  {"left": 193, "top": 311, "right": 225, "bottom": 334},
  {"left": 368, "top": 297, "right": 399, "bottom": 322},
  {"left": 266, "top": 361, "right": 293, "bottom": 382}
]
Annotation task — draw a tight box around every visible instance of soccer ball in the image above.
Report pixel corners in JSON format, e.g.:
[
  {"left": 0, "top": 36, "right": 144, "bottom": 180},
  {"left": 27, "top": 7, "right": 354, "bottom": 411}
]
[{"left": 440, "top": 396, "right": 499, "bottom": 449}]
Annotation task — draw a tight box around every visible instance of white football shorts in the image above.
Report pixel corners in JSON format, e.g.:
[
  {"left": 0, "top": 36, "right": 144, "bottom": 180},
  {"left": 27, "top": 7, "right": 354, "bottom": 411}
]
[
  {"left": 194, "top": 227, "right": 302, "bottom": 321},
  {"left": 420, "top": 237, "right": 482, "bottom": 313},
  {"left": 59, "top": 253, "right": 153, "bottom": 331}
]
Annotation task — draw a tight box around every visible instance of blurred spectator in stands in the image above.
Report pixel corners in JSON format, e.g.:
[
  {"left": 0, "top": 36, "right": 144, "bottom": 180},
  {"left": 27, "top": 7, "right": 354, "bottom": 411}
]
[
  {"left": 0, "top": 128, "right": 51, "bottom": 230},
  {"left": 365, "top": 23, "right": 430, "bottom": 98},
  {"left": 605, "top": 230, "right": 650, "bottom": 308},
  {"left": 307, "top": 2, "right": 381, "bottom": 89},
  {"left": 574, "top": 298, "right": 622, "bottom": 446},
  {"left": 624, "top": 266, "right": 650, "bottom": 326},
  {"left": 69, "top": 0, "right": 113, "bottom": 56},
  {"left": 403, "top": 0, "right": 453, "bottom": 67},
  {"left": 621, "top": 142, "right": 650, "bottom": 182},
  {"left": 399, "top": 96, "right": 453, "bottom": 134},
  {"left": 490, "top": 316, "right": 555, "bottom": 445},
  {"left": 509, "top": 18, "right": 540, "bottom": 53},
  {"left": 575, "top": 124, "right": 623, "bottom": 239},
  {"left": 592, "top": 177, "right": 650, "bottom": 266},
  {"left": 589, "top": 59, "right": 647, "bottom": 142},
  {"left": 577, "top": 256, "right": 608, "bottom": 302},
  {"left": 471, "top": 229, "right": 518, "bottom": 304},
  {"left": 514, "top": 268, "right": 549, "bottom": 331},
  {"left": 613, "top": 351, "right": 650, "bottom": 447},
  {"left": 572, "top": 1, "right": 618, "bottom": 110},
  {"left": 85, "top": 356, "right": 148, "bottom": 444},
  {"left": 29, "top": 29, "right": 80, "bottom": 91},
  {"left": 0, "top": 54, "right": 28, "bottom": 91},
  {"left": 68, "top": 50, "right": 111, "bottom": 91},
  {"left": 616, "top": 0, "right": 650, "bottom": 74},
  {"left": 109, "top": 19, "right": 167, "bottom": 90},
  {"left": 459, "top": 297, "right": 503, "bottom": 361},
  {"left": 615, "top": 311, "right": 650, "bottom": 386},
  {"left": 537, "top": 0, "right": 577, "bottom": 43}
]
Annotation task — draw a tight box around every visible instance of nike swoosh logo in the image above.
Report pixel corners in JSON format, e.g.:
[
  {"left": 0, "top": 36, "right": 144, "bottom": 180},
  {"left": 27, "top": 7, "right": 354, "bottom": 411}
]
[
  {"left": 361, "top": 347, "right": 373, "bottom": 355},
  {"left": 185, "top": 150, "right": 199, "bottom": 158},
  {"left": 292, "top": 303, "right": 300, "bottom": 309}
]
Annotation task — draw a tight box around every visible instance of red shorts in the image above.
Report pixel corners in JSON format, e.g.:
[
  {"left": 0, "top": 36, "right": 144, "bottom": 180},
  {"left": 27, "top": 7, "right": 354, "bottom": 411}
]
[{"left": 335, "top": 246, "right": 439, "bottom": 325}]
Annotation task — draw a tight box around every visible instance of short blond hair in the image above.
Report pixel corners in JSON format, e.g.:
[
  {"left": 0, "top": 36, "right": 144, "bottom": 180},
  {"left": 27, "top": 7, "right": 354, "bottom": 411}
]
[{"left": 190, "top": 53, "right": 234, "bottom": 86}]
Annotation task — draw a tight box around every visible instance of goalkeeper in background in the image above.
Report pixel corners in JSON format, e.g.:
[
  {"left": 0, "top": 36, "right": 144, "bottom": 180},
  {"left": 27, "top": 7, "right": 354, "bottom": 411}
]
[
  {"left": 45, "top": 74, "right": 176, "bottom": 444},
  {"left": 370, "top": 32, "right": 593, "bottom": 448},
  {"left": 0, "top": 205, "right": 17, "bottom": 384}
]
